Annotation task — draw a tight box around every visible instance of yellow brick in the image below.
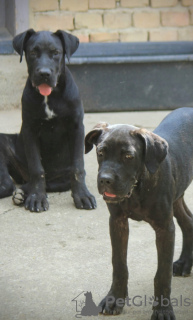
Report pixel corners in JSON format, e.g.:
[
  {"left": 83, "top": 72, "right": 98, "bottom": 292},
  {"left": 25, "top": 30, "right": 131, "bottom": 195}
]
[
  {"left": 151, "top": 0, "right": 177, "bottom": 7},
  {"left": 182, "top": 0, "right": 193, "bottom": 6},
  {"left": 133, "top": 12, "right": 160, "bottom": 28},
  {"left": 34, "top": 13, "right": 74, "bottom": 31},
  {"left": 120, "top": 30, "right": 148, "bottom": 41},
  {"left": 104, "top": 13, "right": 131, "bottom": 29},
  {"left": 90, "top": 32, "right": 119, "bottom": 42},
  {"left": 73, "top": 33, "right": 89, "bottom": 43},
  {"left": 149, "top": 29, "right": 178, "bottom": 41},
  {"left": 178, "top": 27, "right": 193, "bottom": 40},
  {"left": 190, "top": 9, "right": 193, "bottom": 24},
  {"left": 89, "top": 0, "right": 116, "bottom": 9},
  {"left": 75, "top": 13, "right": 103, "bottom": 29},
  {"left": 60, "top": 0, "right": 88, "bottom": 11},
  {"left": 161, "top": 11, "right": 189, "bottom": 27},
  {"left": 121, "top": 0, "right": 148, "bottom": 7},
  {"left": 30, "top": 0, "right": 59, "bottom": 11}
]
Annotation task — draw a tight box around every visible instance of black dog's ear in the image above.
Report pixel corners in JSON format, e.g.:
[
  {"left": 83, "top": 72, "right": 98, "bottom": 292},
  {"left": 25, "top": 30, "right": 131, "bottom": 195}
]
[
  {"left": 85, "top": 122, "right": 109, "bottom": 154},
  {"left": 132, "top": 129, "right": 168, "bottom": 174},
  {"left": 54, "top": 30, "right": 79, "bottom": 62},
  {"left": 12, "top": 29, "right": 35, "bottom": 63}
]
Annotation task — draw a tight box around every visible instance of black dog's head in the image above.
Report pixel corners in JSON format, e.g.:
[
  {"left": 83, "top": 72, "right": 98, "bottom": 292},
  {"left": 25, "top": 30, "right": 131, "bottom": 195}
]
[
  {"left": 13, "top": 29, "right": 79, "bottom": 96},
  {"left": 85, "top": 123, "right": 168, "bottom": 203}
]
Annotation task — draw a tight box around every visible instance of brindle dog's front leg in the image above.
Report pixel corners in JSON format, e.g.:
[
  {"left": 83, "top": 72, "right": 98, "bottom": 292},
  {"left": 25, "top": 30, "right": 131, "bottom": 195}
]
[
  {"left": 150, "top": 217, "right": 176, "bottom": 320},
  {"left": 99, "top": 204, "right": 129, "bottom": 315}
]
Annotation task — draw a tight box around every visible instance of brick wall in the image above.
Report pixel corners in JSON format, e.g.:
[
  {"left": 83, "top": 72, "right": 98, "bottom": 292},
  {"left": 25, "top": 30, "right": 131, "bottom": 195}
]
[{"left": 29, "top": 0, "right": 193, "bottom": 42}]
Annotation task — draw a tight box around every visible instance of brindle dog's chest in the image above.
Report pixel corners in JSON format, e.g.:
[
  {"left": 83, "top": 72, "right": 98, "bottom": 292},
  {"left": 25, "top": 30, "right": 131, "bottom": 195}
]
[{"left": 120, "top": 194, "right": 150, "bottom": 222}]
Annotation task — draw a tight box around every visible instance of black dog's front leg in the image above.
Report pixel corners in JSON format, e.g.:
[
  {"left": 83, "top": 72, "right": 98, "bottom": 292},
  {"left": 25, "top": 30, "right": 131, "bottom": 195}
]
[
  {"left": 13, "top": 125, "right": 48, "bottom": 212},
  {"left": 69, "top": 117, "right": 96, "bottom": 210},
  {"left": 99, "top": 205, "right": 129, "bottom": 315},
  {"left": 151, "top": 218, "right": 176, "bottom": 320}
]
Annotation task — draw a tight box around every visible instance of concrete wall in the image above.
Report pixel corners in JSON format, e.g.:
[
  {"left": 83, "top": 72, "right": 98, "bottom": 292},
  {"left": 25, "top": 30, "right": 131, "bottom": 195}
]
[
  {"left": 1, "top": 1, "right": 193, "bottom": 111},
  {"left": 29, "top": 0, "right": 193, "bottom": 42},
  {"left": 0, "top": 56, "right": 27, "bottom": 110}
]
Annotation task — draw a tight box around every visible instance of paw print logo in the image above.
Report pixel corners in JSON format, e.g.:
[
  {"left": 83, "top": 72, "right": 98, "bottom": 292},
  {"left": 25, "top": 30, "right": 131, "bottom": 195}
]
[{"left": 149, "top": 296, "right": 159, "bottom": 307}]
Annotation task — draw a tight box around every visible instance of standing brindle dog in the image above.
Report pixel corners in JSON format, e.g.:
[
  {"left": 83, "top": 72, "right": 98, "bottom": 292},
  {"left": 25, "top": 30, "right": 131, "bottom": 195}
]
[
  {"left": 85, "top": 107, "right": 193, "bottom": 320},
  {"left": 0, "top": 29, "right": 96, "bottom": 212}
]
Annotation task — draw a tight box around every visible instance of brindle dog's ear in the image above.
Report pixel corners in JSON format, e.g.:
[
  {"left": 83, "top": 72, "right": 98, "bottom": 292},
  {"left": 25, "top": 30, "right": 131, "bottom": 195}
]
[
  {"left": 54, "top": 30, "right": 79, "bottom": 62},
  {"left": 132, "top": 129, "right": 168, "bottom": 174},
  {"left": 85, "top": 122, "right": 109, "bottom": 154},
  {"left": 12, "top": 29, "right": 35, "bottom": 63}
]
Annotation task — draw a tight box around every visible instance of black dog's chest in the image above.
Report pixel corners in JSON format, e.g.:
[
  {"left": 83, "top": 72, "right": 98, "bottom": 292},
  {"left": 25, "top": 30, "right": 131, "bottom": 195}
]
[
  {"left": 32, "top": 106, "right": 71, "bottom": 149},
  {"left": 43, "top": 97, "right": 57, "bottom": 120},
  {"left": 42, "top": 95, "right": 71, "bottom": 120},
  {"left": 22, "top": 92, "right": 76, "bottom": 148},
  {"left": 37, "top": 116, "right": 70, "bottom": 141}
]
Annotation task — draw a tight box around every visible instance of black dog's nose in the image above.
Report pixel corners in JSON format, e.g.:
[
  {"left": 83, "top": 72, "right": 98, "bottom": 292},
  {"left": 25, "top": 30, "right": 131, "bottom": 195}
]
[
  {"left": 39, "top": 68, "right": 51, "bottom": 79},
  {"left": 99, "top": 173, "right": 113, "bottom": 186}
]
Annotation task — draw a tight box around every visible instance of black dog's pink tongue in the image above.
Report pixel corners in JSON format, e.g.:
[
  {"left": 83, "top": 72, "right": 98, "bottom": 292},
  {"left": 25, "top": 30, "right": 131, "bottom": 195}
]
[{"left": 38, "top": 84, "right": 52, "bottom": 96}]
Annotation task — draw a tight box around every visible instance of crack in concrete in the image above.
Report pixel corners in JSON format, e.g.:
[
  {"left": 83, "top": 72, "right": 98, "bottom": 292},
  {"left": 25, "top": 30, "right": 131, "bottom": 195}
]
[{"left": 1, "top": 208, "right": 15, "bottom": 214}]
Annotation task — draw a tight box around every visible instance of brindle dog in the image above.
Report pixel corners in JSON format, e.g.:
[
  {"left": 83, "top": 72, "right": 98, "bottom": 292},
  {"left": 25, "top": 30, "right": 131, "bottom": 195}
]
[{"left": 85, "top": 107, "right": 193, "bottom": 320}]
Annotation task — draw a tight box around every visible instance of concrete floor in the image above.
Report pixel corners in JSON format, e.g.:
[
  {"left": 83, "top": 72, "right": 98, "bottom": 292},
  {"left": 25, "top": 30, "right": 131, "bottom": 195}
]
[{"left": 0, "top": 109, "right": 193, "bottom": 320}]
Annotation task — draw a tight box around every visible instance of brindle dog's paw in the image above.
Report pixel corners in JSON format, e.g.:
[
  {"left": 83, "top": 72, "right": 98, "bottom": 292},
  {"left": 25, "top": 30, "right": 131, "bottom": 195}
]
[
  {"left": 24, "top": 193, "right": 49, "bottom": 212},
  {"left": 173, "top": 258, "right": 192, "bottom": 277},
  {"left": 99, "top": 295, "right": 124, "bottom": 315},
  {"left": 151, "top": 308, "right": 176, "bottom": 320},
  {"left": 12, "top": 188, "right": 25, "bottom": 206}
]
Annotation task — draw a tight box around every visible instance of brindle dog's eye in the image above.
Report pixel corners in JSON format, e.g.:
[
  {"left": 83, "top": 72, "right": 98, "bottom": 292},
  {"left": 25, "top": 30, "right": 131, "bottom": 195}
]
[
  {"left": 125, "top": 154, "right": 133, "bottom": 160},
  {"left": 97, "top": 150, "right": 103, "bottom": 157},
  {"left": 53, "top": 50, "right": 60, "bottom": 56}
]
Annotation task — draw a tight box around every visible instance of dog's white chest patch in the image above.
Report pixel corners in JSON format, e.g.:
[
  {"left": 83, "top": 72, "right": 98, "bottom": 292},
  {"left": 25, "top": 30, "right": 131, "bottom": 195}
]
[{"left": 44, "top": 97, "right": 56, "bottom": 120}]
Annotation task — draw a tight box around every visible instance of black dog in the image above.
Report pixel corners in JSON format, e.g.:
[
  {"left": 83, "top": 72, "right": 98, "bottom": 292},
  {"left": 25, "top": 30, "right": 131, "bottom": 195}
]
[
  {"left": 85, "top": 107, "right": 193, "bottom": 320},
  {"left": 0, "top": 29, "right": 96, "bottom": 212}
]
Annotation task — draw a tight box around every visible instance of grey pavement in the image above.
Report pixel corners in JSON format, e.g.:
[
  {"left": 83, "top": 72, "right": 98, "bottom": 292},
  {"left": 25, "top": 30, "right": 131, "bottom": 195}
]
[{"left": 0, "top": 109, "right": 193, "bottom": 320}]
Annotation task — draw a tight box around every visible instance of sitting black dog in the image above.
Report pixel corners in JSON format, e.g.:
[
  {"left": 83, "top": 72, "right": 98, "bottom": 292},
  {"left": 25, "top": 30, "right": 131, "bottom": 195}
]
[
  {"left": 0, "top": 29, "right": 96, "bottom": 212},
  {"left": 85, "top": 107, "right": 193, "bottom": 320}
]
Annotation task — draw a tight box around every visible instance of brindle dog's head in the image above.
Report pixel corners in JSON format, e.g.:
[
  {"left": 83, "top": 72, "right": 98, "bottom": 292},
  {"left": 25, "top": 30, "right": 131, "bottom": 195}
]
[
  {"left": 13, "top": 29, "right": 79, "bottom": 96},
  {"left": 85, "top": 123, "right": 168, "bottom": 203}
]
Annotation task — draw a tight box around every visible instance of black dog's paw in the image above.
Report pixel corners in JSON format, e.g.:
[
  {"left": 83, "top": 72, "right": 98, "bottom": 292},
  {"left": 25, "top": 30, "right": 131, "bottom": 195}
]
[
  {"left": 99, "top": 295, "right": 124, "bottom": 315},
  {"left": 12, "top": 188, "right": 25, "bottom": 206},
  {"left": 72, "top": 187, "right": 97, "bottom": 210},
  {"left": 173, "top": 258, "right": 192, "bottom": 277},
  {"left": 12, "top": 188, "right": 49, "bottom": 212},
  {"left": 24, "top": 193, "right": 49, "bottom": 212},
  {"left": 151, "top": 308, "right": 176, "bottom": 320}
]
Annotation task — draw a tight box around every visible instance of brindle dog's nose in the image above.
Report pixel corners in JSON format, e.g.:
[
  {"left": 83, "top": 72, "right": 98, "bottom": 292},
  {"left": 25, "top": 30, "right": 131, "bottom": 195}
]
[{"left": 99, "top": 173, "right": 114, "bottom": 186}]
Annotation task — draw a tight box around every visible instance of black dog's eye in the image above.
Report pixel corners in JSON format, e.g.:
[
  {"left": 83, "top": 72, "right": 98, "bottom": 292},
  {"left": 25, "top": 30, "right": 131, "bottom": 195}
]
[
  {"left": 29, "top": 50, "right": 37, "bottom": 57},
  {"left": 125, "top": 154, "right": 134, "bottom": 160}
]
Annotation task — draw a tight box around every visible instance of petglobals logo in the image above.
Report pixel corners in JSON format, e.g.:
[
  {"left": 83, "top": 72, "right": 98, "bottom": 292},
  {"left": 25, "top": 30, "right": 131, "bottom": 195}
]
[
  {"left": 72, "top": 292, "right": 191, "bottom": 318},
  {"left": 72, "top": 291, "right": 102, "bottom": 318},
  {"left": 105, "top": 295, "right": 191, "bottom": 308}
]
